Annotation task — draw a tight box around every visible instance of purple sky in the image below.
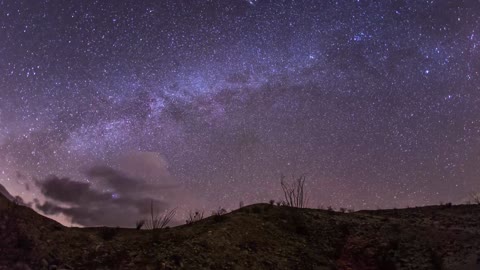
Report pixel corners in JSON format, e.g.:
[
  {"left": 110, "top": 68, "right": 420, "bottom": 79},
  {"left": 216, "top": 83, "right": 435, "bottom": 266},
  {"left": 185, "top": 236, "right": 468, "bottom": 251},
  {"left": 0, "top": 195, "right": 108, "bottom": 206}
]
[{"left": 0, "top": 0, "right": 479, "bottom": 227}]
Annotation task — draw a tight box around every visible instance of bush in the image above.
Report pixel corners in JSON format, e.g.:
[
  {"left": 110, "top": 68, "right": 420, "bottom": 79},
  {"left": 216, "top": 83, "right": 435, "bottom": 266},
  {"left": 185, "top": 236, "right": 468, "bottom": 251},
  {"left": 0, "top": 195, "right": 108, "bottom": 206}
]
[
  {"left": 186, "top": 210, "right": 204, "bottom": 224},
  {"left": 212, "top": 207, "right": 227, "bottom": 223},
  {"left": 441, "top": 202, "right": 452, "bottom": 209},
  {"left": 143, "top": 201, "right": 176, "bottom": 230},
  {"left": 135, "top": 219, "right": 145, "bottom": 230},
  {"left": 469, "top": 192, "right": 480, "bottom": 204}
]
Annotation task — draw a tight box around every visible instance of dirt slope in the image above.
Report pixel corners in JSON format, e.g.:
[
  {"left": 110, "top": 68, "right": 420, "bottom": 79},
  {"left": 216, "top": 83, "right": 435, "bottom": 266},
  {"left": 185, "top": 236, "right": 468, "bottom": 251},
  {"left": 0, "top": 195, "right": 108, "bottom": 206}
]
[{"left": 1, "top": 194, "right": 479, "bottom": 270}]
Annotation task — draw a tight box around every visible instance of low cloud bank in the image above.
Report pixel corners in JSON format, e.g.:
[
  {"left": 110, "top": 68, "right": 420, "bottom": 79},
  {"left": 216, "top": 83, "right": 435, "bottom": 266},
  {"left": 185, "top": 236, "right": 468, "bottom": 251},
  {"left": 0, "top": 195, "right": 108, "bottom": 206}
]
[{"left": 35, "top": 152, "right": 181, "bottom": 227}]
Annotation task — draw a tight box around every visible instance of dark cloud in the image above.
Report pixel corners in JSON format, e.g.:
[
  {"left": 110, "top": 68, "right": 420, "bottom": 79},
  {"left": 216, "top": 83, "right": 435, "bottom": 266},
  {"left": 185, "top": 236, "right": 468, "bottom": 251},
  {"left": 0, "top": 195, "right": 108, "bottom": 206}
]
[
  {"left": 85, "top": 165, "right": 178, "bottom": 195},
  {"left": 34, "top": 164, "right": 176, "bottom": 227}
]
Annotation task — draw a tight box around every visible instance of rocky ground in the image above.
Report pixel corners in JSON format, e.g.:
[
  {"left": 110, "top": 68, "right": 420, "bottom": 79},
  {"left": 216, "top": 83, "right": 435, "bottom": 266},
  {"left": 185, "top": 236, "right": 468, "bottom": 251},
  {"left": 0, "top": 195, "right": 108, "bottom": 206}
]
[{"left": 1, "top": 192, "right": 479, "bottom": 270}]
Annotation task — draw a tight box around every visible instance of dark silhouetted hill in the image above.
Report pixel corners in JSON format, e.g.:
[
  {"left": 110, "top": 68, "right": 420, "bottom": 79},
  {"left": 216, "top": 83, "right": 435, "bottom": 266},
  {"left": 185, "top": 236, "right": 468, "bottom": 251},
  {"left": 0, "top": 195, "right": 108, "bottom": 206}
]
[
  {"left": 0, "top": 191, "right": 479, "bottom": 270},
  {"left": 0, "top": 183, "right": 14, "bottom": 202}
]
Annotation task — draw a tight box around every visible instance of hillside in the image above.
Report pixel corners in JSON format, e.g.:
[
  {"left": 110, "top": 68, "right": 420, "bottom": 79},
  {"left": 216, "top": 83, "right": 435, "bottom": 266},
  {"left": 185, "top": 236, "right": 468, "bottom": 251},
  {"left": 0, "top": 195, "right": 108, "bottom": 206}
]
[{"left": 1, "top": 193, "right": 479, "bottom": 270}]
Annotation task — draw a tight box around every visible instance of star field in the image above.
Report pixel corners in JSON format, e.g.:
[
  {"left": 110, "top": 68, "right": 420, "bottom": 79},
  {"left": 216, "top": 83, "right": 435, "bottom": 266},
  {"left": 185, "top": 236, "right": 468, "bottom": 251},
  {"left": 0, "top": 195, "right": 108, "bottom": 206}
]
[{"left": 0, "top": 0, "right": 479, "bottom": 226}]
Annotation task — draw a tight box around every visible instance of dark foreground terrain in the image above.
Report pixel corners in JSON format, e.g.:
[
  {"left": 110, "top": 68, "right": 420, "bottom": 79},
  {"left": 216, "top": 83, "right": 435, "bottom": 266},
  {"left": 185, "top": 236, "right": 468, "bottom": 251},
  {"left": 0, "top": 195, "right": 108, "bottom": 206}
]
[{"left": 1, "top": 192, "right": 479, "bottom": 270}]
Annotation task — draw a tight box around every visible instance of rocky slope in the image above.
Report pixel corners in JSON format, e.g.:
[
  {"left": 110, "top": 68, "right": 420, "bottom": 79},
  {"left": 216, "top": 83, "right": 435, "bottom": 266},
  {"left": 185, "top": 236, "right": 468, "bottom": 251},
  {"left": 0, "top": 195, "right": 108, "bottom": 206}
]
[{"left": 1, "top": 193, "right": 479, "bottom": 270}]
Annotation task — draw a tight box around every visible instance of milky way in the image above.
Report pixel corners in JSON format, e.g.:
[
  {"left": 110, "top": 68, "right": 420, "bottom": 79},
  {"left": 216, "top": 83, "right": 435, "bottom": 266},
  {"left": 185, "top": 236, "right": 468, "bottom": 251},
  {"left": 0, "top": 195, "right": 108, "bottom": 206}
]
[{"left": 1, "top": 0, "right": 480, "bottom": 226}]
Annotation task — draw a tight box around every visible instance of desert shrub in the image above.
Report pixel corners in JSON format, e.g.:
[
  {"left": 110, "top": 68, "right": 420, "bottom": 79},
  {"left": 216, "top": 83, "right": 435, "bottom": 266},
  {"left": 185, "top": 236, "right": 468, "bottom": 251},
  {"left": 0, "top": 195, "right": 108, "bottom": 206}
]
[
  {"left": 280, "top": 174, "right": 309, "bottom": 208},
  {"left": 144, "top": 201, "right": 176, "bottom": 230},
  {"left": 327, "top": 206, "right": 335, "bottom": 215},
  {"left": 186, "top": 210, "right": 204, "bottom": 224},
  {"left": 99, "top": 227, "right": 118, "bottom": 241},
  {"left": 269, "top": 199, "right": 275, "bottom": 205},
  {"left": 212, "top": 207, "right": 227, "bottom": 223},
  {"left": 339, "top": 207, "right": 347, "bottom": 213},
  {"left": 135, "top": 219, "right": 145, "bottom": 230},
  {"left": 469, "top": 192, "right": 480, "bottom": 204},
  {"left": 440, "top": 202, "right": 452, "bottom": 209}
]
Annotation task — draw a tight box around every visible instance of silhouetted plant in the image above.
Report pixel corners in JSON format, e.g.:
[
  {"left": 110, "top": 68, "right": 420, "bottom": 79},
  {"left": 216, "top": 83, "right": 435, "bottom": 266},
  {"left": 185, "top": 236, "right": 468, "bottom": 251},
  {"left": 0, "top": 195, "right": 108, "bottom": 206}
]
[
  {"left": 280, "top": 174, "right": 309, "bottom": 208},
  {"left": 186, "top": 210, "right": 204, "bottom": 224},
  {"left": 239, "top": 201, "right": 244, "bottom": 208},
  {"left": 269, "top": 199, "right": 275, "bottom": 205},
  {"left": 440, "top": 202, "right": 453, "bottom": 209},
  {"left": 469, "top": 192, "right": 480, "bottom": 204},
  {"left": 135, "top": 219, "right": 145, "bottom": 230},
  {"left": 144, "top": 200, "right": 176, "bottom": 230},
  {"left": 212, "top": 207, "right": 227, "bottom": 223},
  {"left": 339, "top": 207, "right": 347, "bottom": 213}
]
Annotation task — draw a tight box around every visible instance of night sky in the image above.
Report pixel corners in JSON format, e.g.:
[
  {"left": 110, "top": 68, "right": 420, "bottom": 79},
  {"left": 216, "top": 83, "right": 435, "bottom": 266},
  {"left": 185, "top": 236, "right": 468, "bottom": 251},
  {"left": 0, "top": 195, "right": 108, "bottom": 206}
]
[{"left": 1, "top": 0, "right": 479, "bottom": 227}]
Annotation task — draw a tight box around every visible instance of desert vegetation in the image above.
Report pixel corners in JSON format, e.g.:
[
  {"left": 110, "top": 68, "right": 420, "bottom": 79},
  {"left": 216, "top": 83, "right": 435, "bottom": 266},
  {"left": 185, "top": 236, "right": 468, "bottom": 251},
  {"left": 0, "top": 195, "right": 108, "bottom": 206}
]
[
  {"left": 279, "top": 175, "right": 309, "bottom": 208},
  {"left": 470, "top": 192, "right": 480, "bottom": 204},
  {"left": 139, "top": 200, "right": 176, "bottom": 230},
  {"left": 185, "top": 210, "right": 204, "bottom": 224}
]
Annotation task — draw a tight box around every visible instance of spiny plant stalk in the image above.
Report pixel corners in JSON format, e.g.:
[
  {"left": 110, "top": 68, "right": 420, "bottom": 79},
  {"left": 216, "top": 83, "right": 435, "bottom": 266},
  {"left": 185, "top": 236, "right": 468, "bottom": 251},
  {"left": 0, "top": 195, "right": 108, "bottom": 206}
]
[
  {"left": 144, "top": 200, "right": 176, "bottom": 230},
  {"left": 470, "top": 192, "right": 480, "bottom": 204},
  {"left": 280, "top": 175, "right": 309, "bottom": 208}
]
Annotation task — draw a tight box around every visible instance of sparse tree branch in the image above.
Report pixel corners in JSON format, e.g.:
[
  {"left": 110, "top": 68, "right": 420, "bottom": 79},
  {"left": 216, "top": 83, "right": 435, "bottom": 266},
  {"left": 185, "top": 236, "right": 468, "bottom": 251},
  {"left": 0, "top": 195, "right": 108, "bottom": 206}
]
[{"left": 280, "top": 174, "right": 309, "bottom": 208}]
